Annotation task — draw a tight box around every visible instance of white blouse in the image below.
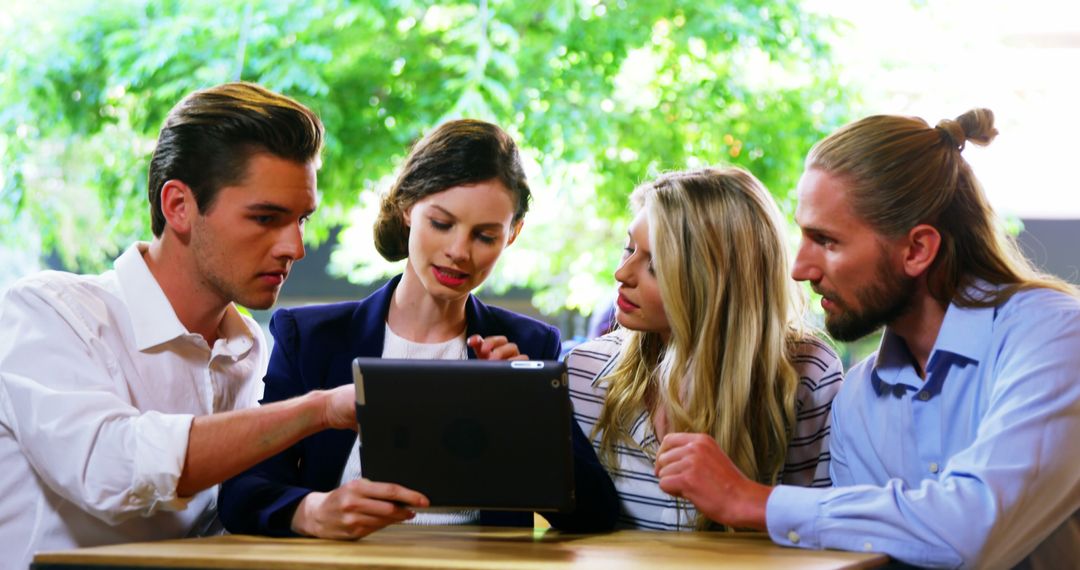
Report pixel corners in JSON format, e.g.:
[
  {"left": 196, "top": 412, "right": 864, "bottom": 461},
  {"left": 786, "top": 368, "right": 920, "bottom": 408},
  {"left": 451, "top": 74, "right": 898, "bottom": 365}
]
[{"left": 339, "top": 324, "right": 478, "bottom": 525}]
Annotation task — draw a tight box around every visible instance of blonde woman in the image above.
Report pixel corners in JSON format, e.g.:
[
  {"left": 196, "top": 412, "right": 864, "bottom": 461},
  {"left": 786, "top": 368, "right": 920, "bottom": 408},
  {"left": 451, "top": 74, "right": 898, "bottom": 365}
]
[{"left": 567, "top": 167, "right": 842, "bottom": 530}]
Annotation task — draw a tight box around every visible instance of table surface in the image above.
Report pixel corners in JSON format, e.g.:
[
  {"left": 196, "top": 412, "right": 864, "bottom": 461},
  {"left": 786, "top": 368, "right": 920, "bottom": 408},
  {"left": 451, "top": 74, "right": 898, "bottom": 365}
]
[{"left": 33, "top": 525, "right": 888, "bottom": 570}]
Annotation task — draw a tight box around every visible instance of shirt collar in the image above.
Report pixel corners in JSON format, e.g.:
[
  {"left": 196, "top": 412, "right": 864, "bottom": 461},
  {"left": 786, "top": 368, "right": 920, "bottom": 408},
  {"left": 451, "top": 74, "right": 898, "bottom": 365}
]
[
  {"left": 926, "top": 300, "right": 994, "bottom": 366},
  {"left": 872, "top": 283, "right": 995, "bottom": 393},
  {"left": 115, "top": 243, "right": 190, "bottom": 351},
  {"left": 215, "top": 304, "right": 257, "bottom": 359},
  {"left": 114, "top": 242, "right": 257, "bottom": 356}
]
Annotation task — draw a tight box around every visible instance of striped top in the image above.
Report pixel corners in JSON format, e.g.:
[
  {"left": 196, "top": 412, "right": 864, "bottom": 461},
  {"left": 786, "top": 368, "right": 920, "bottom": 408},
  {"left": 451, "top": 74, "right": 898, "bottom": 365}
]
[{"left": 567, "top": 331, "right": 843, "bottom": 531}]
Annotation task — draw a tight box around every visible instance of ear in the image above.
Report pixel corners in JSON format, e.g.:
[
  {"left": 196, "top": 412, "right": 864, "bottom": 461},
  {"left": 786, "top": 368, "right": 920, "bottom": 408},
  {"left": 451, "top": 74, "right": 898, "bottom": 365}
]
[
  {"left": 900, "top": 224, "right": 941, "bottom": 278},
  {"left": 402, "top": 204, "right": 413, "bottom": 228},
  {"left": 159, "top": 179, "right": 197, "bottom": 236},
  {"left": 506, "top": 219, "right": 524, "bottom": 247}
]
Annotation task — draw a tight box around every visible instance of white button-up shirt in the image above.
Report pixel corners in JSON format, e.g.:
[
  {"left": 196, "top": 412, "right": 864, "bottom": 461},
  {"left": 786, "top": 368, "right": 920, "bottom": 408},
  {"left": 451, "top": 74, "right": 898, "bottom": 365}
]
[{"left": 0, "top": 243, "right": 266, "bottom": 569}]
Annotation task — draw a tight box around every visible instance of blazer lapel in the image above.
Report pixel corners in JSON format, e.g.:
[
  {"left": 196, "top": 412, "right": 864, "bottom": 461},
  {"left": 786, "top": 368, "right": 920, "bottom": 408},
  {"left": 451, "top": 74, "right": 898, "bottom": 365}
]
[
  {"left": 464, "top": 294, "right": 494, "bottom": 360},
  {"left": 349, "top": 274, "right": 402, "bottom": 358}
]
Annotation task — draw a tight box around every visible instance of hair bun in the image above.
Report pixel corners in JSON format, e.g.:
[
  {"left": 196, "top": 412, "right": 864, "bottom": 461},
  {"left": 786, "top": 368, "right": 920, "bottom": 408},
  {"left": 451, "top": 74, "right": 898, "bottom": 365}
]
[
  {"left": 373, "top": 192, "right": 408, "bottom": 261},
  {"left": 938, "top": 108, "right": 998, "bottom": 151},
  {"left": 935, "top": 118, "right": 968, "bottom": 150}
]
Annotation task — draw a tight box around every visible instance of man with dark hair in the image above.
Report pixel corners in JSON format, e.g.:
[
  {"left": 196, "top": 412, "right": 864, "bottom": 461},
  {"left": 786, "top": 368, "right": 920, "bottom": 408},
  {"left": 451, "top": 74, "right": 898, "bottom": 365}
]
[
  {"left": 0, "top": 83, "right": 401, "bottom": 568},
  {"left": 146, "top": 82, "right": 325, "bottom": 239},
  {"left": 652, "top": 109, "right": 1080, "bottom": 567}
]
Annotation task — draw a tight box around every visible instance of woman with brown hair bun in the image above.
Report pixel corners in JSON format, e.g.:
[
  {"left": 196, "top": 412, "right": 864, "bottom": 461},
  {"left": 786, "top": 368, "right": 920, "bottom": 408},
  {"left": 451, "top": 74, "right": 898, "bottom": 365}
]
[{"left": 221, "top": 119, "right": 617, "bottom": 539}]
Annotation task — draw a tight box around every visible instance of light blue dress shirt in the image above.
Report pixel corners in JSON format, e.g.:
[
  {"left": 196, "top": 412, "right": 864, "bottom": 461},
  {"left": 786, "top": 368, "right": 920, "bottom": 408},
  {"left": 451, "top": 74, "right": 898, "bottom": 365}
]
[{"left": 766, "top": 286, "right": 1080, "bottom": 569}]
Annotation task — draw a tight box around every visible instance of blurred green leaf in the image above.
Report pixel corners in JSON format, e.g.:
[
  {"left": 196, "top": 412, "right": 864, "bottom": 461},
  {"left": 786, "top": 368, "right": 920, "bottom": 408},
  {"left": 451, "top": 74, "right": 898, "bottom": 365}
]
[{"left": 1, "top": 0, "right": 855, "bottom": 313}]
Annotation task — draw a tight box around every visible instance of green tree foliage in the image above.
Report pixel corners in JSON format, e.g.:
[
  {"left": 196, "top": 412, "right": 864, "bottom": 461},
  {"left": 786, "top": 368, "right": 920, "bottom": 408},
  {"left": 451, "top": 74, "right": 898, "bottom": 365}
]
[{"left": 0, "top": 0, "right": 853, "bottom": 313}]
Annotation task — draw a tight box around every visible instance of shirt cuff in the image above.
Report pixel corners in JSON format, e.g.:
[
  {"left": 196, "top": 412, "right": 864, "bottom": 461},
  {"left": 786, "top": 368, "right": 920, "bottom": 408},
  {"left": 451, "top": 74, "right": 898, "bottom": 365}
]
[
  {"left": 132, "top": 411, "right": 195, "bottom": 512},
  {"left": 766, "top": 484, "right": 829, "bottom": 549}
]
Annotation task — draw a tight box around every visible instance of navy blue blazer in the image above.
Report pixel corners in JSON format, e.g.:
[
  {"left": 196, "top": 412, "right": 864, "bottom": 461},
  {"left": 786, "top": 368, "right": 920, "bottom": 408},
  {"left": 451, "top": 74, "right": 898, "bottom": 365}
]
[{"left": 219, "top": 275, "right": 617, "bottom": 536}]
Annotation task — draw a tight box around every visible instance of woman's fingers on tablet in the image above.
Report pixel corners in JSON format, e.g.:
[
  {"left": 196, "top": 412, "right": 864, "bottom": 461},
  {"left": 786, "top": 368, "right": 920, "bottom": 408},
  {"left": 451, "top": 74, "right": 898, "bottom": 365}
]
[
  {"left": 469, "top": 335, "right": 499, "bottom": 358},
  {"left": 294, "top": 484, "right": 427, "bottom": 540},
  {"left": 468, "top": 335, "right": 524, "bottom": 360},
  {"left": 488, "top": 340, "right": 523, "bottom": 360},
  {"left": 355, "top": 478, "right": 430, "bottom": 508},
  {"left": 344, "top": 497, "right": 417, "bottom": 521},
  {"left": 467, "top": 334, "right": 483, "bottom": 351}
]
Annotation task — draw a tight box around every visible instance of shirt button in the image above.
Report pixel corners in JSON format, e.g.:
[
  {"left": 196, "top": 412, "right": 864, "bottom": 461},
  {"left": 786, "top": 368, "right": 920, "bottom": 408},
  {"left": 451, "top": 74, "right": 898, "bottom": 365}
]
[
  {"left": 918, "top": 391, "right": 930, "bottom": 401},
  {"left": 929, "top": 462, "right": 940, "bottom": 473},
  {"left": 787, "top": 531, "right": 801, "bottom": 544},
  {"left": 863, "top": 541, "right": 873, "bottom": 551}
]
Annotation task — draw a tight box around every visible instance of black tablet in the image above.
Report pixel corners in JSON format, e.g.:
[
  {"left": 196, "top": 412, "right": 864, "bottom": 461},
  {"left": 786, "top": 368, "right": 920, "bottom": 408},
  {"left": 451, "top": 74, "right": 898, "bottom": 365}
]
[{"left": 351, "top": 357, "right": 575, "bottom": 512}]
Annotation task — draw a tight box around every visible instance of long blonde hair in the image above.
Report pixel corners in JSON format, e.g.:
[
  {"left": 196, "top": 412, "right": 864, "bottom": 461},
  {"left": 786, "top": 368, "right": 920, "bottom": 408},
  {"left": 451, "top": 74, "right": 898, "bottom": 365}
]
[
  {"left": 593, "top": 167, "right": 805, "bottom": 529},
  {"left": 807, "top": 108, "right": 1076, "bottom": 305}
]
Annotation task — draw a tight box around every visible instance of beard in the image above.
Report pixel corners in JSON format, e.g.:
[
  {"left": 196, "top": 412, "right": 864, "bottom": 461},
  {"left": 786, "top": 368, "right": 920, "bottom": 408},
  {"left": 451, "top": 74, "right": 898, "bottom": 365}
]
[{"left": 820, "top": 257, "right": 915, "bottom": 342}]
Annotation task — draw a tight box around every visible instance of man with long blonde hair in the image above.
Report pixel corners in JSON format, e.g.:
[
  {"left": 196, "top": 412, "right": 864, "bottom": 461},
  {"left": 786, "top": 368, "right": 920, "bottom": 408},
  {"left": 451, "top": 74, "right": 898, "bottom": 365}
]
[{"left": 655, "top": 109, "right": 1080, "bottom": 568}]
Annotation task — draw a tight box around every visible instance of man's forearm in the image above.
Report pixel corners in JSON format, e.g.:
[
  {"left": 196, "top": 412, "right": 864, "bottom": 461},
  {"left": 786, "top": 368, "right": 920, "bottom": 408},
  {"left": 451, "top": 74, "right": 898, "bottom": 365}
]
[{"left": 177, "top": 390, "right": 334, "bottom": 497}]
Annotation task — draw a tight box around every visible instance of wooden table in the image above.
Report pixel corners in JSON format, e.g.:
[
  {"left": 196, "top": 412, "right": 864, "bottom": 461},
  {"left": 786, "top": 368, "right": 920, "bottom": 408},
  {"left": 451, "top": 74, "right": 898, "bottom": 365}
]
[{"left": 33, "top": 525, "right": 887, "bottom": 569}]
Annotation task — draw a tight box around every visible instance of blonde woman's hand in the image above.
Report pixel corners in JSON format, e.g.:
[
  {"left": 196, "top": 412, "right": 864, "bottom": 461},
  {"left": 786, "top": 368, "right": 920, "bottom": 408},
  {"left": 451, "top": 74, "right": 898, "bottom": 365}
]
[
  {"left": 655, "top": 432, "right": 772, "bottom": 530},
  {"left": 467, "top": 334, "right": 528, "bottom": 360},
  {"left": 290, "top": 478, "right": 429, "bottom": 540}
]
